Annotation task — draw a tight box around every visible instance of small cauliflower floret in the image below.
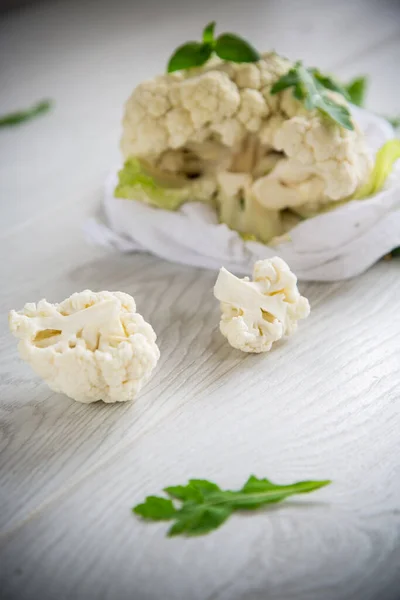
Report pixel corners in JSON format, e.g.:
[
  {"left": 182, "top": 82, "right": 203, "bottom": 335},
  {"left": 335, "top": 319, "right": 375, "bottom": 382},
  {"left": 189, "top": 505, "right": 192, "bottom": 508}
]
[
  {"left": 214, "top": 258, "right": 310, "bottom": 353},
  {"left": 118, "top": 52, "right": 372, "bottom": 243},
  {"left": 9, "top": 290, "right": 160, "bottom": 404}
]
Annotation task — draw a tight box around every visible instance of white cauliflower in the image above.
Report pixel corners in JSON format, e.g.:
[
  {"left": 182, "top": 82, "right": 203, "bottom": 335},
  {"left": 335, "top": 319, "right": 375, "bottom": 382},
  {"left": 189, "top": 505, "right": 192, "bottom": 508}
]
[
  {"left": 9, "top": 290, "right": 160, "bottom": 404},
  {"left": 118, "top": 52, "right": 372, "bottom": 243},
  {"left": 214, "top": 258, "right": 310, "bottom": 353}
]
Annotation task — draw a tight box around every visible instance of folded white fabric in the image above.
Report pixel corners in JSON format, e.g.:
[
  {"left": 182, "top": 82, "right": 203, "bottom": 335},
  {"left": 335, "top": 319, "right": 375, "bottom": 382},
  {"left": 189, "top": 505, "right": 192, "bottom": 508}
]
[{"left": 85, "top": 107, "right": 400, "bottom": 281}]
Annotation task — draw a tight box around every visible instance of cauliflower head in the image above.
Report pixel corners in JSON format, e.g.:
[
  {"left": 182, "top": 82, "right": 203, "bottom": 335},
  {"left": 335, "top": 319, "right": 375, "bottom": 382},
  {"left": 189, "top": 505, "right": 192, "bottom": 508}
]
[
  {"left": 118, "top": 52, "right": 372, "bottom": 243},
  {"left": 214, "top": 257, "right": 310, "bottom": 353},
  {"left": 9, "top": 290, "right": 160, "bottom": 404}
]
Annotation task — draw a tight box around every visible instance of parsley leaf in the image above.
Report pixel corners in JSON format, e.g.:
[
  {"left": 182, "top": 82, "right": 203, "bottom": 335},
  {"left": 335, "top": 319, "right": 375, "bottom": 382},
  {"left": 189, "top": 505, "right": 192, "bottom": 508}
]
[
  {"left": 271, "top": 63, "right": 354, "bottom": 130},
  {"left": 133, "top": 475, "right": 331, "bottom": 537},
  {"left": 0, "top": 99, "right": 52, "bottom": 127},
  {"left": 167, "top": 23, "right": 260, "bottom": 73}
]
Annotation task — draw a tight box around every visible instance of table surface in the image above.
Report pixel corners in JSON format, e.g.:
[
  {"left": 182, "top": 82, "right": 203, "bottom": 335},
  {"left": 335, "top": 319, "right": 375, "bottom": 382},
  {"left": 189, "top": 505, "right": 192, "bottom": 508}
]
[{"left": 1, "top": 1, "right": 400, "bottom": 599}]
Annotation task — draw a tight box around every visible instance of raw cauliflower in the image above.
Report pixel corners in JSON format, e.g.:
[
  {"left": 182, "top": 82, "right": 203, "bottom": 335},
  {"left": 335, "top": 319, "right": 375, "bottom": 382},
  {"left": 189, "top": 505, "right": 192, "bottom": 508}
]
[
  {"left": 9, "top": 290, "right": 160, "bottom": 403},
  {"left": 214, "top": 258, "right": 310, "bottom": 353},
  {"left": 118, "top": 52, "right": 372, "bottom": 243}
]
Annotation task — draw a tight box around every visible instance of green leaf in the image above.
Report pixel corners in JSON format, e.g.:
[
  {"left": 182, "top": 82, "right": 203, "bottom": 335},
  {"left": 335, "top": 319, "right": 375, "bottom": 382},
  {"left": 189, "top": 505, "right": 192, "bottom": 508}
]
[
  {"left": 0, "top": 99, "right": 52, "bottom": 127},
  {"left": 391, "top": 247, "right": 400, "bottom": 257},
  {"left": 115, "top": 158, "right": 189, "bottom": 210},
  {"left": 317, "top": 96, "right": 354, "bottom": 131},
  {"left": 310, "top": 68, "right": 350, "bottom": 99},
  {"left": 215, "top": 34, "right": 260, "bottom": 63},
  {"left": 189, "top": 479, "right": 221, "bottom": 495},
  {"left": 202, "top": 21, "right": 216, "bottom": 45},
  {"left": 168, "top": 505, "right": 232, "bottom": 537},
  {"left": 133, "top": 475, "right": 331, "bottom": 537},
  {"left": 167, "top": 42, "right": 213, "bottom": 73},
  {"left": 270, "top": 67, "right": 300, "bottom": 94},
  {"left": 271, "top": 63, "right": 354, "bottom": 130},
  {"left": 344, "top": 76, "right": 368, "bottom": 107},
  {"left": 133, "top": 496, "right": 176, "bottom": 521},
  {"left": 164, "top": 484, "right": 203, "bottom": 502},
  {"left": 354, "top": 139, "right": 400, "bottom": 198},
  {"left": 165, "top": 479, "right": 220, "bottom": 502}
]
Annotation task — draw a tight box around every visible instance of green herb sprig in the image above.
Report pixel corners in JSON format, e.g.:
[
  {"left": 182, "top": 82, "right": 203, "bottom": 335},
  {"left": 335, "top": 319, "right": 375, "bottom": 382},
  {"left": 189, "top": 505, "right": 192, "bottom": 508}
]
[
  {"left": 167, "top": 22, "right": 260, "bottom": 73},
  {"left": 133, "top": 475, "right": 330, "bottom": 537},
  {"left": 271, "top": 62, "right": 354, "bottom": 130},
  {"left": 0, "top": 99, "right": 52, "bottom": 128}
]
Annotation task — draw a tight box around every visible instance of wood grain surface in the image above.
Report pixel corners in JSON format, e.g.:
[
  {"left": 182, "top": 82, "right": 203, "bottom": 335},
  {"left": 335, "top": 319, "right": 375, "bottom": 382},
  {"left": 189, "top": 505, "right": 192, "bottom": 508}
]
[{"left": 1, "top": 1, "right": 400, "bottom": 599}]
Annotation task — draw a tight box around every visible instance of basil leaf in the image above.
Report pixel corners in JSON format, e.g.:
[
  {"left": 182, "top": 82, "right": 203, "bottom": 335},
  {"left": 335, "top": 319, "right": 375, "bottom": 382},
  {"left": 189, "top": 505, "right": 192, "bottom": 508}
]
[
  {"left": 215, "top": 33, "right": 260, "bottom": 63},
  {"left": 0, "top": 99, "right": 52, "bottom": 127},
  {"left": 344, "top": 76, "right": 368, "bottom": 107},
  {"left": 202, "top": 21, "right": 216, "bottom": 45},
  {"left": 167, "top": 42, "right": 213, "bottom": 73}
]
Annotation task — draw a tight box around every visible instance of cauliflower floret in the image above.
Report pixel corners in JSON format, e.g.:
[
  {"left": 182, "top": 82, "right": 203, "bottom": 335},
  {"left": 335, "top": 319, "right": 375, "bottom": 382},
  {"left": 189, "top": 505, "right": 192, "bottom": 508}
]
[
  {"left": 271, "top": 115, "right": 372, "bottom": 202},
  {"left": 9, "top": 290, "right": 160, "bottom": 404},
  {"left": 119, "top": 52, "right": 372, "bottom": 243},
  {"left": 214, "top": 258, "right": 310, "bottom": 353}
]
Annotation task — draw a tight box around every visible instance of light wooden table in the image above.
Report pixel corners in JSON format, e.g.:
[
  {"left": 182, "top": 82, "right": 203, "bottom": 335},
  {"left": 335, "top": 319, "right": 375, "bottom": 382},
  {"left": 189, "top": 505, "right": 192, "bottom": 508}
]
[{"left": 1, "top": 1, "right": 400, "bottom": 599}]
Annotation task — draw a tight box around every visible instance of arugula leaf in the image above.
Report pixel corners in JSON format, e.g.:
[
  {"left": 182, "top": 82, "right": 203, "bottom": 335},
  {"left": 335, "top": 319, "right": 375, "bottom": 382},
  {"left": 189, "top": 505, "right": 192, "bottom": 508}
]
[
  {"left": 133, "top": 475, "right": 331, "bottom": 537},
  {"left": 133, "top": 496, "right": 176, "bottom": 520},
  {"left": 310, "top": 68, "right": 350, "bottom": 99},
  {"left": 167, "top": 23, "right": 260, "bottom": 73},
  {"left": 168, "top": 505, "right": 231, "bottom": 537},
  {"left": 271, "top": 63, "right": 354, "bottom": 130},
  {"left": 0, "top": 99, "right": 52, "bottom": 127},
  {"left": 215, "top": 34, "right": 260, "bottom": 63},
  {"left": 344, "top": 76, "right": 368, "bottom": 107},
  {"left": 167, "top": 42, "right": 213, "bottom": 73}
]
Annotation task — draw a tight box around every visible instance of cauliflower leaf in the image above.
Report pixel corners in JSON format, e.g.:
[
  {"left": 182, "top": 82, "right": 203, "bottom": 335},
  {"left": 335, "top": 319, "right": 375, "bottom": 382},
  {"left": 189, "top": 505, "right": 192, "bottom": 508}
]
[{"left": 115, "top": 158, "right": 189, "bottom": 210}]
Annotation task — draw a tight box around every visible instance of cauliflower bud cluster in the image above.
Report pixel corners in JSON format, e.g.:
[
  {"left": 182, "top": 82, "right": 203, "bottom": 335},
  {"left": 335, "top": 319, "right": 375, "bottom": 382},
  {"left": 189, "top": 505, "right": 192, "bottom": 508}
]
[
  {"left": 214, "top": 257, "right": 310, "bottom": 353},
  {"left": 118, "top": 53, "right": 372, "bottom": 243},
  {"left": 9, "top": 290, "right": 160, "bottom": 404}
]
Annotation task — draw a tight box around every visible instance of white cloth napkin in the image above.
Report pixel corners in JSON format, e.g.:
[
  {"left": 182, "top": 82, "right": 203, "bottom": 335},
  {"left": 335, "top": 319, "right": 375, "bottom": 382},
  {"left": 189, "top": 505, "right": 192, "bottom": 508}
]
[{"left": 85, "top": 107, "right": 400, "bottom": 281}]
